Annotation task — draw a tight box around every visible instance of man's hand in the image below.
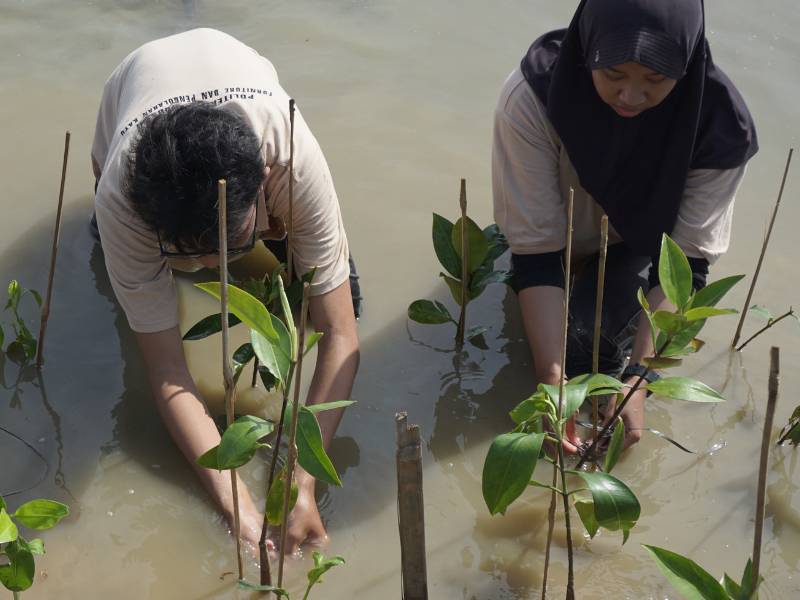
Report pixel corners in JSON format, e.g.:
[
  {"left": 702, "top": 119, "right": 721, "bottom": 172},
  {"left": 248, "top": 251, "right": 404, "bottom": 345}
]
[{"left": 603, "top": 379, "right": 647, "bottom": 449}]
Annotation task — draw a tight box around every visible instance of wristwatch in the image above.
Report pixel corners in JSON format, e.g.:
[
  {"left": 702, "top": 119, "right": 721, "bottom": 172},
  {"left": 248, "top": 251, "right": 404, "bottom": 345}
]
[{"left": 621, "top": 362, "right": 660, "bottom": 396}]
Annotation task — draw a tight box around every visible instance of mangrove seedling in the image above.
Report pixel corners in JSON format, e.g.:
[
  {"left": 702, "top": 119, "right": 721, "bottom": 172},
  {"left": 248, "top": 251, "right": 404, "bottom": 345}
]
[
  {"left": 408, "top": 178, "right": 509, "bottom": 346},
  {"left": 0, "top": 494, "right": 69, "bottom": 597},
  {"left": 482, "top": 233, "right": 742, "bottom": 596},
  {"left": 237, "top": 551, "right": 346, "bottom": 599},
  {"left": 190, "top": 270, "right": 352, "bottom": 590},
  {"left": 2, "top": 281, "right": 42, "bottom": 362}
]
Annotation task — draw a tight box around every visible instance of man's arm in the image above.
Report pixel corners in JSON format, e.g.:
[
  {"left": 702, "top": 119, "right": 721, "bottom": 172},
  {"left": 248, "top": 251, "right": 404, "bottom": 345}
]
[
  {"left": 135, "top": 326, "right": 263, "bottom": 547},
  {"left": 280, "top": 280, "right": 360, "bottom": 554}
]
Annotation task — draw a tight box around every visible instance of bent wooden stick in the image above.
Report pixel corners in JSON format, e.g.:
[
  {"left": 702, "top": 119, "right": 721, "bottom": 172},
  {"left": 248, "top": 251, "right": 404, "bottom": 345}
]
[
  {"left": 36, "top": 131, "right": 71, "bottom": 368},
  {"left": 219, "top": 179, "right": 244, "bottom": 580},
  {"left": 732, "top": 148, "right": 793, "bottom": 348},
  {"left": 457, "top": 178, "right": 468, "bottom": 347},
  {"left": 286, "top": 99, "right": 296, "bottom": 282}
]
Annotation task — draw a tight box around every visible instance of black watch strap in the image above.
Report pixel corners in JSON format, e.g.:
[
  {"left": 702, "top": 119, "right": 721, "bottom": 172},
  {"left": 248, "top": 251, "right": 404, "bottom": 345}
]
[{"left": 621, "top": 363, "right": 660, "bottom": 395}]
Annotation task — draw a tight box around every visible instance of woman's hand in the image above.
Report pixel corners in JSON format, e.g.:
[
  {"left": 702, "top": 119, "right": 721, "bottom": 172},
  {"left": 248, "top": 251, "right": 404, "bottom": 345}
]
[
  {"left": 603, "top": 378, "right": 647, "bottom": 449},
  {"left": 270, "top": 471, "right": 328, "bottom": 557}
]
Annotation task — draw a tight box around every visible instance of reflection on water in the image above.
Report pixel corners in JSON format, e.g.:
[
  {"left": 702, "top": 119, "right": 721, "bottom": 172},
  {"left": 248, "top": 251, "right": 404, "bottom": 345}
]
[{"left": 1, "top": 0, "right": 799, "bottom": 598}]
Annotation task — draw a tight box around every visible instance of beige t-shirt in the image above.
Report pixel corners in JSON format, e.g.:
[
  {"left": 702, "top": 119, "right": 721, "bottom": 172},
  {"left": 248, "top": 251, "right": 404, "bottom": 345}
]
[
  {"left": 492, "top": 68, "right": 745, "bottom": 262},
  {"left": 92, "top": 28, "right": 349, "bottom": 333}
]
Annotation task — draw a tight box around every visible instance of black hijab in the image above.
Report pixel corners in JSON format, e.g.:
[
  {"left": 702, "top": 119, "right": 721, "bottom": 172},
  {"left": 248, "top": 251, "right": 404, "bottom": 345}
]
[{"left": 521, "top": 0, "right": 758, "bottom": 257}]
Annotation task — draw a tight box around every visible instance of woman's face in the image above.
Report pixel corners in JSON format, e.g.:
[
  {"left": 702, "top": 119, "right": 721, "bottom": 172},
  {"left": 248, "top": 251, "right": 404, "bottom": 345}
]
[{"left": 591, "top": 62, "right": 678, "bottom": 118}]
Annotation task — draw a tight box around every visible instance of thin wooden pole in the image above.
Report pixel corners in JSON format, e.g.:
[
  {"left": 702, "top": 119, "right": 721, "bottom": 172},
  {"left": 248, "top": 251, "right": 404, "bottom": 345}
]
[
  {"left": 396, "top": 412, "right": 428, "bottom": 600},
  {"left": 591, "top": 215, "right": 609, "bottom": 448},
  {"left": 219, "top": 179, "right": 244, "bottom": 580},
  {"left": 753, "top": 346, "right": 780, "bottom": 588},
  {"left": 555, "top": 188, "right": 576, "bottom": 600},
  {"left": 540, "top": 465, "right": 558, "bottom": 600},
  {"left": 732, "top": 149, "right": 793, "bottom": 348},
  {"left": 286, "top": 99, "right": 296, "bottom": 282},
  {"left": 36, "top": 131, "right": 71, "bottom": 368},
  {"left": 457, "top": 178, "right": 468, "bottom": 347},
  {"left": 277, "top": 282, "right": 310, "bottom": 587}
]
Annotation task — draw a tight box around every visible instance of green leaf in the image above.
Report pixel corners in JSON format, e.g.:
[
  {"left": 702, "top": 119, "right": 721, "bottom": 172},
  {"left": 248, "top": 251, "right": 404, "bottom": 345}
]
[
  {"left": 540, "top": 382, "right": 589, "bottom": 421},
  {"left": 642, "top": 545, "right": 729, "bottom": 600},
  {"left": 276, "top": 276, "right": 298, "bottom": 361},
  {"left": 646, "top": 377, "right": 724, "bottom": 403},
  {"left": 573, "top": 472, "right": 640, "bottom": 542},
  {"left": 723, "top": 573, "right": 742, "bottom": 598},
  {"left": 604, "top": 417, "right": 625, "bottom": 473},
  {"left": 304, "top": 551, "right": 346, "bottom": 599},
  {"left": 304, "top": 332, "right": 324, "bottom": 356},
  {"left": 657, "top": 320, "right": 707, "bottom": 358},
  {"left": 570, "top": 373, "right": 624, "bottom": 396},
  {"left": 305, "top": 400, "right": 356, "bottom": 414},
  {"left": 12, "top": 500, "right": 69, "bottom": 530},
  {"left": 250, "top": 314, "right": 292, "bottom": 386},
  {"left": 0, "top": 496, "right": 6, "bottom": 511},
  {"left": 6, "top": 280, "right": 20, "bottom": 311},
  {"left": 469, "top": 266, "right": 508, "bottom": 298},
  {"left": 182, "top": 312, "right": 241, "bottom": 341},
  {"left": 658, "top": 234, "right": 693, "bottom": 310},
  {"left": 642, "top": 357, "right": 683, "bottom": 369},
  {"left": 407, "top": 299, "right": 453, "bottom": 325},
  {"left": 652, "top": 310, "right": 688, "bottom": 336},
  {"left": 749, "top": 305, "right": 773, "bottom": 322},
  {"left": 440, "top": 273, "right": 466, "bottom": 306},
  {"left": 509, "top": 392, "right": 555, "bottom": 426},
  {"left": 482, "top": 224, "right": 509, "bottom": 264},
  {"left": 432, "top": 213, "right": 461, "bottom": 278},
  {"left": 453, "top": 216, "right": 489, "bottom": 275},
  {"left": 29, "top": 290, "right": 42, "bottom": 308},
  {"left": 216, "top": 416, "right": 274, "bottom": 470},
  {"left": 293, "top": 406, "right": 342, "bottom": 487},
  {"left": 0, "top": 508, "right": 18, "bottom": 543},
  {"left": 684, "top": 307, "right": 737, "bottom": 321},
  {"left": 0, "top": 541, "right": 35, "bottom": 592},
  {"left": 482, "top": 432, "right": 545, "bottom": 515},
  {"left": 19, "top": 537, "right": 44, "bottom": 556},
  {"left": 574, "top": 499, "right": 599, "bottom": 538},
  {"left": 232, "top": 343, "right": 255, "bottom": 377},
  {"left": 17, "top": 326, "right": 37, "bottom": 360},
  {"left": 0, "top": 324, "right": 4, "bottom": 349},
  {"left": 237, "top": 580, "right": 290, "bottom": 596},
  {"left": 196, "top": 445, "right": 221, "bottom": 469},
  {"left": 638, "top": 287, "right": 658, "bottom": 348},
  {"left": 737, "top": 558, "right": 759, "bottom": 599},
  {"left": 689, "top": 275, "right": 745, "bottom": 309},
  {"left": 265, "top": 468, "right": 299, "bottom": 526},
  {"left": 195, "top": 282, "right": 278, "bottom": 342}
]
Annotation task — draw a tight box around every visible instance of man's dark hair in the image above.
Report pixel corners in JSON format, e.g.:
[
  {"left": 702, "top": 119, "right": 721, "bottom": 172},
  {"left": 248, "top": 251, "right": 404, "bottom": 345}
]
[{"left": 125, "top": 103, "right": 265, "bottom": 253}]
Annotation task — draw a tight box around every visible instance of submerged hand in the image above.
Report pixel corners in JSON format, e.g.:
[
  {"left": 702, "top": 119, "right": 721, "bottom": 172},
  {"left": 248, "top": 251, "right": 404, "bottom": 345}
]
[
  {"left": 603, "top": 382, "right": 646, "bottom": 449},
  {"left": 270, "top": 475, "right": 328, "bottom": 556},
  {"left": 563, "top": 416, "right": 582, "bottom": 454}
]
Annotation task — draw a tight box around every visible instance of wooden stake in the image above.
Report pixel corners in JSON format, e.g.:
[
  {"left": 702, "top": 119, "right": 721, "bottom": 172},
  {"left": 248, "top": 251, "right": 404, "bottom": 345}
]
[
  {"left": 277, "top": 282, "right": 310, "bottom": 587},
  {"left": 591, "top": 215, "right": 609, "bottom": 448},
  {"left": 396, "top": 412, "right": 428, "bottom": 600},
  {"left": 753, "top": 346, "right": 780, "bottom": 588},
  {"left": 36, "top": 131, "right": 71, "bottom": 368},
  {"left": 732, "top": 149, "right": 793, "bottom": 348},
  {"left": 540, "top": 465, "right": 558, "bottom": 600},
  {"left": 456, "top": 179, "right": 468, "bottom": 347},
  {"left": 555, "top": 188, "right": 576, "bottom": 600},
  {"left": 219, "top": 179, "right": 244, "bottom": 580},
  {"left": 286, "top": 99, "right": 296, "bottom": 282}
]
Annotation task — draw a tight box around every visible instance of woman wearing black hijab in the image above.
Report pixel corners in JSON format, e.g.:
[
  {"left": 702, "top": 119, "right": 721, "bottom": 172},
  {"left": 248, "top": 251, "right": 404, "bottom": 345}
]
[{"left": 492, "top": 0, "right": 757, "bottom": 453}]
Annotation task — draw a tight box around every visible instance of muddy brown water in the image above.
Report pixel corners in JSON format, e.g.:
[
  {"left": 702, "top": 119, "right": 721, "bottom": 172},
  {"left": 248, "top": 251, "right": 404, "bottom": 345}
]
[{"left": 1, "top": 0, "right": 799, "bottom": 598}]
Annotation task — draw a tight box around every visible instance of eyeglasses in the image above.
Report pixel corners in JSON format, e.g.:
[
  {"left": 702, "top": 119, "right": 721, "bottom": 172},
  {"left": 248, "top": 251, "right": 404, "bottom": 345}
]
[{"left": 158, "top": 187, "right": 270, "bottom": 259}]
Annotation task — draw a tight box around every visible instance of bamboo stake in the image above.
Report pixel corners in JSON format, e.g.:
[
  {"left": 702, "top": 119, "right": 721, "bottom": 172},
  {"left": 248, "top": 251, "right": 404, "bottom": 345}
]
[
  {"left": 555, "top": 189, "right": 576, "bottom": 600},
  {"left": 591, "top": 216, "right": 609, "bottom": 448},
  {"left": 396, "top": 412, "right": 428, "bottom": 600},
  {"left": 732, "top": 149, "right": 793, "bottom": 348},
  {"left": 540, "top": 465, "right": 558, "bottom": 600},
  {"left": 277, "top": 282, "right": 310, "bottom": 587},
  {"left": 286, "top": 99, "right": 296, "bottom": 282},
  {"left": 456, "top": 178, "right": 468, "bottom": 347},
  {"left": 736, "top": 308, "right": 794, "bottom": 352},
  {"left": 36, "top": 131, "right": 71, "bottom": 368},
  {"left": 753, "top": 346, "right": 780, "bottom": 588},
  {"left": 218, "top": 180, "right": 244, "bottom": 580}
]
